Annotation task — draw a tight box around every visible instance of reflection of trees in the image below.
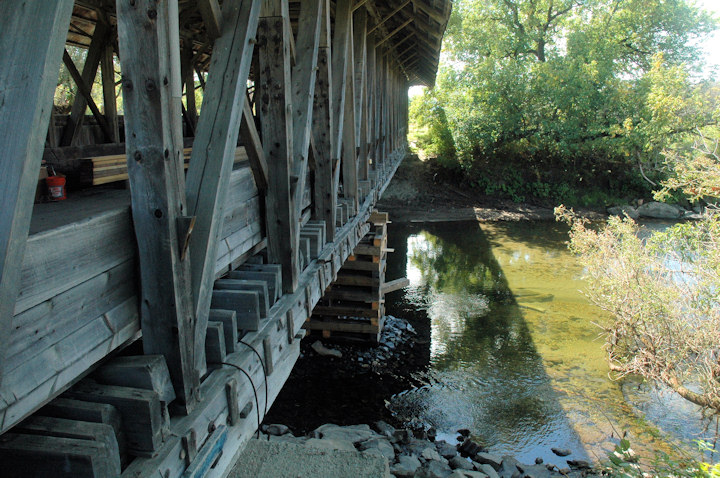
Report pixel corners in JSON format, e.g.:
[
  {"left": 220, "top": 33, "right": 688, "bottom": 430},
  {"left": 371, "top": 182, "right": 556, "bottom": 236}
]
[{"left": 400, "top": 222, "right": 565, "bottom": 439}]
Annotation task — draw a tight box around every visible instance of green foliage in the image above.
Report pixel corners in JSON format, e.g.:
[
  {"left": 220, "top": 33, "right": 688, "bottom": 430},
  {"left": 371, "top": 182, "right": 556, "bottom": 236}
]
[
  {"left": 409, "top": 91, "right": 458, "bottom": 169},
  {"left": 409, "top": 0, "right": 718, "bottom": 204},
  {"left": 605, "top": 438, "right": 720, "bottom": 477}
]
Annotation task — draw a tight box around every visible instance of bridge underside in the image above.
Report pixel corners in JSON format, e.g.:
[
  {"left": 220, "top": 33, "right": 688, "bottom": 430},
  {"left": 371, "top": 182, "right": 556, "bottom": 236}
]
[{"left": 0, "top": 0, "right": 449, "bottom": 476}]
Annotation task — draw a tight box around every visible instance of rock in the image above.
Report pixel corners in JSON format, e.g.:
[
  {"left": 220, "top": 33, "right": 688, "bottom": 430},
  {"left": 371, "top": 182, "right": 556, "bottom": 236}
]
[
  {"left": 436, "top": 440, "right": 458, "bottom": 459},
  {"left": 637, "top": 201, "right": 685, "bottom": 219},
  {"left": 449, "top": 471, "right": 488, "bottom": 478},
  {"left": 427, "top": 427, "right": 437, "bottom": 441},
  {"left": 458, "top": 439, "right": 483, "bottom": 457},
  {"left": 683, "top": 211, "right": 703, "bottom": 220},
  {"left": 420, "top": 460, "right": 453, "bottom": 478},
  {"left": 497, "top": 456, "right": 521, "bottom": 478},
  {"left": 551, "top": 448, "right": 571, "bottom": 457},
  {"left": 534, "top": 457, "right": 543, "bottom": 464},
  {"left": 449, "top": 456, "right": 474, "bottom": 471},
  {"left": 305, "top": 437, "right": 356, "bottom": 452},
  {"left": 393, "top": 429, "right": 413, "bottom": 445},
  {"left": 474, "top": 452, "right": 503, "bottom": 471},
  {"left": 475, "top": 463, "right": 500, "bottom": 478},
  {"left": 391, "top": 455, "right": 422, "bottom": 477},
  {"left": 567, "top": 459, "right": 591, "bottom": 470},
  {"left": 558, "top": 468, "right": 571, "bottom": 475},
  {"left": 421, "top": 446, "right": 444, "bottom": 462},
  {"left": 310, "top": 340, "right": 343, "bottom": 358},
  {"left": 457, "top": 436, "right": 466, "bottom": 443},
  {"left": 359, "top": 438, "right": 395, "bottom": 460},
  {"left": 607, "top": 205, "right": 639, "bottom": 219},
  {"left": 375, "top": 420, "right": 396, "bottom": 438},
  {"left": 314, "top": 423, "right": 379, "bottom": 444},
  {"left": 517, "top": 464, "right": 552, "bottom": 478},
  {"left": 457, "top": 429, "right": 471, "bottom": 437},
  {"left": 262, "top": 423, "right": 291, "bottom": 436}
]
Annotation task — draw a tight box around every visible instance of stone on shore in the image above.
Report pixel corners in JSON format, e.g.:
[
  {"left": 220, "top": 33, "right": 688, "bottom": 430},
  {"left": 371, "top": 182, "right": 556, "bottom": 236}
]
[
  {"left": 448, "top": 455, "right": 473, "bottom": 470},
  {"left": 474, "top": 452, "right": 503, "bottom": 471},
  {"left": 314, "top": 423, "right": 379, "bottom": 444},
  {"left": 637, "top": 201, "right": 685, "bottom": 219},
  {"left": 607, "top": 205, "right": 639, "bottom": 219},
  {"left": 305, "top": 437, "right": 356, "bottom": 452},
  {"left": 311, "top": 340, "right": 343, "bottom": 358},
  {"left": 551, "top": 448, "right": 571, "bottom": 457},
  {"left": 436, "top": 440, "right": 458, "bottom": 459},
  {"left": 390, "top": 455, "right": 421, "bottom": 477}
]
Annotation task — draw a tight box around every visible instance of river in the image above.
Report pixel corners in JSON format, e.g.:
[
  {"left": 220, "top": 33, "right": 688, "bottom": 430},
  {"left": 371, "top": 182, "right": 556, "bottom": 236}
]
[{"left": 384, "top": 219, "right": 717, "bottom": 466}]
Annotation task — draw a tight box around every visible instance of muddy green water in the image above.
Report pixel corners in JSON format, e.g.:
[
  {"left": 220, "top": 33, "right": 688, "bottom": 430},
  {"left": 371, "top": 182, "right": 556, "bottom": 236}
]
[{"left": 385, "top": 220, "right": 716, "bottom": 466}]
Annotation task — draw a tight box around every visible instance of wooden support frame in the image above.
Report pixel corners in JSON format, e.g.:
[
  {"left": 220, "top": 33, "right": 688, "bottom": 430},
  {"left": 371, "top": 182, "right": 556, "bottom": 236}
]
[
  {"left": 61, "top": 18, "right": 111, "bottom": 146},
  {"left": 258, "top": 0, "right": 299, "bottom": 293},
  {"left": 100, "top": 39, "right": 120, "bottom": 144},
  {"left": 376, "top": 18, "right": 413, "bottom": 47},
  {"left": 341, "top": 20, "right": 358, "bottom": 211},
  {"left": 185, "top": 0, "right": 261, "bottom": 381},
  {"left": 116, "top": 0, "right": 199, "bottom": 410},
  {"left": 310, "top": 0, "right": 336, "bottom": 242},
  {"left": 353, "top": 8, "right": 369, "bottom": 181},
  {"left": 197, "top": 0, "right": 223, "bottom": 41},
  {"left": 0, "top": 0, "right": 75, "bottom": 388},
  {"left": 367, "top": 0, "right": 411, "bottom": 34}
]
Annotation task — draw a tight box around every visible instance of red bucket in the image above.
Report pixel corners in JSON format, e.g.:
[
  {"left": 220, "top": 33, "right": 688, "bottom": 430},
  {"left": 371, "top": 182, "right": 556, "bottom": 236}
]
[{"left": 46, "top": 176, "right": 66, "bottom": 201}]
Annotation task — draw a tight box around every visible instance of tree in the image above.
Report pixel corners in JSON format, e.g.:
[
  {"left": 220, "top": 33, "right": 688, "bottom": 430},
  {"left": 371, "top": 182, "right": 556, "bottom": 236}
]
[
  {"left": 556, "top": 125, "right": 720, "bottom": 411},
  {"left": 410, "top": 0, "right": 717, "bottom": 204}
]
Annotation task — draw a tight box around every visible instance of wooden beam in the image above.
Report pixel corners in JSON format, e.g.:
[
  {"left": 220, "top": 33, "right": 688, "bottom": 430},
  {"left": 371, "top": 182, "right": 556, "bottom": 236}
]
[
  {"left": 0, "top": 0, "right": 74, "bottom": 388},
  {"left": 100, "top": 41, "right": 120, "bottom": 143},
  {"left": 367, "top": 0, "right": 410, "bottom": 34},
  {"left": 290, "top": 0, "right": 323, "bottom": 219},
  {"left": 185, "top": 0, "right": 261, "bottom": 382},
  {"left": 240, "top": 97, "right": 269, "bottom": 192},
  {"left": 376, "top": 18, "right": 413, "bottom": 47},
  {"left": 198, "top": 0, "right": 223, "bottom": 41},
  {"left": 341, "top": 29, "right": 358, "bottom": 211},
  {"left": 330, "top": 0, "right": 353, "bottom": 162},
  {"left": 310, "top": 0, "right": 336, "bottom": 242},
  {"left": 116, "top": 0, "right": 199, "bottom": 410},
  {"left": 353, "top": 8, "right": 367, "bottom": 145},
  {"left": 258, "top": 0, "right": 299, "bottom": 293},
  {"left": 61, "top": 19, "right": 110, "bottom": 146}
]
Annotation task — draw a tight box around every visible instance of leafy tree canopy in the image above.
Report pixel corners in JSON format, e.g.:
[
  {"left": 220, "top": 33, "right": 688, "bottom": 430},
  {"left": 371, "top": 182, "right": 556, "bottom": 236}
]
[{"left": 411, "top": 0, "right": 718, "bottom": 205}]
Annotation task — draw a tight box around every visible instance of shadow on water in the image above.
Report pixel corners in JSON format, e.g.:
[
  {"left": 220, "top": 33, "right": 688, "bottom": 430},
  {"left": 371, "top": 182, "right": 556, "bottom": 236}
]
[
  {"left": 385, "top": 221, "right": 591, "bottom": 465},
  {"left": 385, "top": 219, "right": 719, "bottom": 465}
]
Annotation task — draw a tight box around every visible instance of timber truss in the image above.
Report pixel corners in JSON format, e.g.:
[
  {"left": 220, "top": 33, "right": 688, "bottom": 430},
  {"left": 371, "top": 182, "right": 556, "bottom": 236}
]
[{"left": 0, "top": 0, "right": 450, "bottom": 476}]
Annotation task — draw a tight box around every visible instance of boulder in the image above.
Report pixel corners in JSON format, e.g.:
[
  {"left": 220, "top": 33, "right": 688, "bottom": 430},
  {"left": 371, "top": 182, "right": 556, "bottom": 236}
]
[
  {"left": 421, "top": 446, "right": 446, "bottom": 463},
  {"left": 314, "top": 423, "right": 379, "bottom": 444},
  {"left": 458, "top": 439, "right": 483, "bottom": 457},
  {"left": 475, "top": 464, "right": 500, "bottom": 478},
  {"left": 435, "top": 440, "right": 458, "bottom": 459},
  {"left": 637, "top": 202, "right": 685, "bottom": 219},
  {"left": 391, "top": 455, "right": 422, "bottom": 477},
  {"left": 262, "top": 423, "right": 291, "bottom": 436},
  {"left": 449, "top": 456, "right": 474, "bottom": 471},
  {"left": 375, "top": 420, "right": 397, "bottom": 438},
  {"left": 607, "top": 205, "right": 639, "bottom": 219},
  {"left": 449, "top": 471, "right": 488, "bottom": 478},
  {"left": 550, "top": 448, "right": 571, "bottom": 457},
  {"left": 359, "top": 438, "right": 395, "bottom": 460},
  {"left": 305, "top": 437, "right": 356, "bottom": 452},
  {"left": 418, "top": 460, "right": 453, "bottom": 478},
  {"left": 311, "top": 340, "right": 342, "bottom": 358},
  {"left": 474, "top": 452, "right": 503, "bottom": 471}
]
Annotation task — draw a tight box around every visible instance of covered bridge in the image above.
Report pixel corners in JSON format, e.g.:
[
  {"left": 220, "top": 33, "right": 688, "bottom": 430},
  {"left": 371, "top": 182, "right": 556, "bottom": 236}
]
[{"left": 0, "top": 0, "right": 449, "bottom": 475}]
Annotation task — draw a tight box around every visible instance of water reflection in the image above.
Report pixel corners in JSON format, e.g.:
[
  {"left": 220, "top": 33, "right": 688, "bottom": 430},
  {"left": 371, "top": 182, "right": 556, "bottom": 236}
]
[{"left": 386, "top": 220, "right": 713, "bottom": 465}]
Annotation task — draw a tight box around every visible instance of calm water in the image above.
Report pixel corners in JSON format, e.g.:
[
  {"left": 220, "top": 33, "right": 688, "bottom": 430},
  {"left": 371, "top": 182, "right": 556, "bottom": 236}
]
[{"left": 385, "top": 220, "right": 717, "bottom": 466}]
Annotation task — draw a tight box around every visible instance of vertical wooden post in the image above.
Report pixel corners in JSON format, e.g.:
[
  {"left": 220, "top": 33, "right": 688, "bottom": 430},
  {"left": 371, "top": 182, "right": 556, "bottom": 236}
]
[
  {"left": 185, "top": 0, "right": 261, "bottom": 379},
  {"left": 310, "top": 0, "right": 336, "bottom": 241},
  {"left": 341, "top": 30, "right": 358, "bottom": 211},
  {"left": 364, "top": 32, "right": 376, "bottom": 176},
  {"left": 182, "top": 47, "right": 198, "bottom": 132},
  {"left": 117, "top": 0, "right": 199, "bottom": 410},
  {"left": 354, "top": 9, "right": 369, "bottom": 181},
  {"left": 290, "top": 0, "right": 323, "bottom": 219},
  {"left": 101, "top": 41, "right": 120, "bottom": 143},
  {"left": 0, "top": 0, "right": 74, "bottom": 387},
  {"left": 258, "top": 0, "right": 298, "bottom": 293},
  {"left": 330, "top": 0, "right": 353, "bottom": 164}
]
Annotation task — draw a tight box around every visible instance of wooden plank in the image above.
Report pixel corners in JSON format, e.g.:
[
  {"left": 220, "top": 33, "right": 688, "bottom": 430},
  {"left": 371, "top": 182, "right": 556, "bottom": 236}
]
[
  {"left": 209, "top": 309, "right": 238, "bottom": 354},
  {"left": 185, "top": 0, "right": 261, "bottom": 387},
  {"left": 381, "top": 277, "right": 409, "bottom": 294},
  {"left": 312, "top": 305, "right": 379, "bottom": 319},
  {"left": 210, "top": 290, "right": 261, "bottom": 331},
  {"left": 205, "top": 322, "right": 227, "bottom": 365},
  {"left": 101, "top": 41, "right": 120, "bottom": 144},
  {"left": 65, "top": 381, "right": 164, "bottom": 456},
  {"left": 240, "top": 97, "right": 269, "bottom": 192},
  {"left": 304, "top": 320, "right": 379, "bottom": 334},
  {"left": 182, "top": 425, "right": 227, "bottom": 478},
  {"left": 341, "top": 35, "right": 359, "bottom": 210},
  {"left": 258, "top": 0, "right": 299, "bottom": 294},
  {"left": 117, "top": 0, "right": 199, "bottom": 409},
  {"left": 197, "top": 0, "right": 222, "bottom": 41},
  {"left": 214, "top": 279, "right": 269, "bottom": 318},
  {"left": 93, "top": 355, "right": 176, "bottom": 405},
  {"left": 16, "top": 416, "right": 121, "bottom": 476},
  {"left": 228, "top": 269, "right": 281, "bottom": 303},
  {"left": 310, "top": 0, "right": 336, "bottom": 242},
  {"left": 0, "top": 0, "right": 74, "bottom": 389},
  {"left": 0, "top": 433, "right": 117, "bottom": 478},
  {"left": 331, "top": 0, "right": 354, "bottom": 162}
]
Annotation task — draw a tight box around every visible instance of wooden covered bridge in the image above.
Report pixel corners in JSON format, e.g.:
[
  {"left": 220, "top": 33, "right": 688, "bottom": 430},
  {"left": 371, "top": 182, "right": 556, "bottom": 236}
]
[{"left": 0, "top": 0, "right": 449, "bottom": 475}]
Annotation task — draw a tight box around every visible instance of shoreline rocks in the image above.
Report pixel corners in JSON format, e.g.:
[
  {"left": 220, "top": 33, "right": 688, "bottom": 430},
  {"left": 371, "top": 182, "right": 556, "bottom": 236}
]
[
  {"left": 257, "top": 422, "right": 599, "bottom": 478},
  {"left": 607, "top": 201, "right": 703, "bottom": 220}
]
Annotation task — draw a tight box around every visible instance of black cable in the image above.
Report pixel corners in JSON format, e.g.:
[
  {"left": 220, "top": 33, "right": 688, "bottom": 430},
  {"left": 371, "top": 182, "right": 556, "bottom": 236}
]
[
  {"left": 221, "top": 362, "right": 261, "bottom": 439},
  {"left": 238, "top": 340, "right": 268, "bottom": 423}
]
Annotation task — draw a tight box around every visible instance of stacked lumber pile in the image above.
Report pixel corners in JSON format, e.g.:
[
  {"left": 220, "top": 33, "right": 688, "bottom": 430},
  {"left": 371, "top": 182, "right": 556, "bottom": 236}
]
[{"left": 305, "top": 212, "right": 407, "bottom": 343}]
